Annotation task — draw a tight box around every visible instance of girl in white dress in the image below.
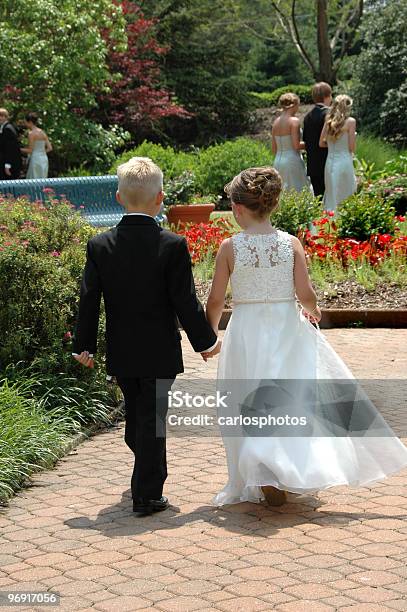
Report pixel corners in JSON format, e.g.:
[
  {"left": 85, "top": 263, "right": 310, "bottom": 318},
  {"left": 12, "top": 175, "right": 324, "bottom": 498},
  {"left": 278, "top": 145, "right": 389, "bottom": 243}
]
[
  {"left": 272, "top": 93, "right": 312, "bottom": 193},
  {"left": 205, "top": 166, "right": 407, "bottom": 507},
  {"left": 320, "top": 95, "right": 357, "bottom": 212},
  {"left": 22, "top": 112, "right": 52, "bottom": 179}
]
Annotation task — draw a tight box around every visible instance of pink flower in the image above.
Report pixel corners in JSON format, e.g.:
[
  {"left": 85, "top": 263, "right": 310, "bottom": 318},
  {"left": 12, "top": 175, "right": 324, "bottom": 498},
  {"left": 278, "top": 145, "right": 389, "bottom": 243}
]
[
  {"left": 51, "top": 250, "right": 60, "bottom": 257},
  {"left": 43, "top": 187, "right": 54, "bottom": 194},
  {"left": 63, "top": 331, "right": 72, "bottom": 341}
]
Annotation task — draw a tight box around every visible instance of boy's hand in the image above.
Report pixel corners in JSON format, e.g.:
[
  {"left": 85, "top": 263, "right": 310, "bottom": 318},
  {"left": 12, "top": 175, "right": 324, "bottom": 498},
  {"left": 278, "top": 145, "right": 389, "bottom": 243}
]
[
  {"left": 73, "top": 351, "right": 95, "bottom": 368},
  {"left": 201, "top": 341, "right": 222, "bottom": 362}
]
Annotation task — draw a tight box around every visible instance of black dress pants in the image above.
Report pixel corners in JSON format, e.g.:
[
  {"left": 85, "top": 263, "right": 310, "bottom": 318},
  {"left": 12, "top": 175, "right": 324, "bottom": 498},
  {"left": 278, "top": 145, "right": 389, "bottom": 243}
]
[
  {"left": 116, "top": 377, "right": 175, "bottom": 501},
  {"left": 309, "top": 173, "right": 325, "bottom": 199}
]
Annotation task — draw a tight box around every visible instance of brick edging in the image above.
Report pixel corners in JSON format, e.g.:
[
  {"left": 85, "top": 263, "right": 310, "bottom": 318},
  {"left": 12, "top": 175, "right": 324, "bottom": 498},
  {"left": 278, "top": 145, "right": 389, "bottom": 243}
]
[
  {"left": 60, "top": 402, "right": 124, "bottom": 456},
  {"left": 219, "top": 308, "right": 407, "bottom": 329}
]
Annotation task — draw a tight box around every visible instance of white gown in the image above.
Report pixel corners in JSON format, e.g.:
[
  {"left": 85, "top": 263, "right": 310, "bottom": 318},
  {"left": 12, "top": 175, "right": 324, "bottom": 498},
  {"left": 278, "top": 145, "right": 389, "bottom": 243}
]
[
  {"left": 273, "top": 134, "right": 312, "bottom": 193},
  {"left": 324, "top": 131, "right": 356, "bottom": 212},
  {"left": 26, "top": 140, "right": 49, "bottom": 179},
  {"left": 213, "top": 230, "right": 407, "bottom": 506}
]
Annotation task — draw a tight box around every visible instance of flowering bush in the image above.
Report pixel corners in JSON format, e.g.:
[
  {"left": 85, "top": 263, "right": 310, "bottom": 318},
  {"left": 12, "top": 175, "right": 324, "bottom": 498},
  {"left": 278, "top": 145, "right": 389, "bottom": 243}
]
[
  {"left": 0, "top": 193, "right": 96, "bottom": 372},
  {"left": 301, "top": 213, "right": 407, "bottom": 267},
  {"left": 175, "top": 219, "right": 235, "bottom": 263}
]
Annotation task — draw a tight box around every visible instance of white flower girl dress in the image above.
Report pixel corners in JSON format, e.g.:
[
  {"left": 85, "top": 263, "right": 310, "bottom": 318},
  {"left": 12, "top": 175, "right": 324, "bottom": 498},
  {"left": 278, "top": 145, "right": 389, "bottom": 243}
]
[{"left": 213, "top": 229, "right": 407, "bottom": 505}]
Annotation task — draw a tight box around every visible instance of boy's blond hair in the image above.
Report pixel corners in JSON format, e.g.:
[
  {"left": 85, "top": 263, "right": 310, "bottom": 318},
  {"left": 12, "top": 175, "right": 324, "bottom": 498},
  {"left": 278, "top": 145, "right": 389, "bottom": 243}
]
[{"left": 117, "top": 156, "right": 163, "bottom": 206}]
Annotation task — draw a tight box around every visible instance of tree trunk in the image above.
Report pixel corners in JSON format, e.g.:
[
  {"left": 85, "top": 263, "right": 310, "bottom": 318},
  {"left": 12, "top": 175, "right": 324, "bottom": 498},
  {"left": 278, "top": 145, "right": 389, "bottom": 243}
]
[{"left": 316, "top": 0, "right": 336, "bottom": 84}]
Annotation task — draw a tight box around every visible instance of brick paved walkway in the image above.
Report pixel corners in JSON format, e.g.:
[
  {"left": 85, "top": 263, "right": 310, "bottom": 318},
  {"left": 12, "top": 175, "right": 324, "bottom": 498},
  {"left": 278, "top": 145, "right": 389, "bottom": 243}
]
[{"left": 1, "top": 330, "right": 407, "bottom": 612}]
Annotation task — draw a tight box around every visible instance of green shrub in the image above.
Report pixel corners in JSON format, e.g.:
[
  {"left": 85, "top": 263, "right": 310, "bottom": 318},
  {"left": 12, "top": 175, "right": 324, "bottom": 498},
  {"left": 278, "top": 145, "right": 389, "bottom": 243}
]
[
  {"left": 164, "top": 171, "right": 196, "bottom": 206},
  {"left": 195, "top": 138, "right": 271, "bottom": 197},
  {"left": 0, "top": 379, "right": 72, "bottom": 501},
  {"left": 110, "top": 140, "right": 196, "bottom": 179},
  {"left": 363, "top": 175, "right": 407, "bottom": 215},
  {"left": 337, "top": 193, "right": 396, "bottom": 240},
  {"left": 0, "top": 195, "right": 96, "bottom": 371},
  {"left": 380, "top": 156, "right": 407, "bottom": 177},
  {"left": 0, "top": 373, "right": 116, "bottom": 502},
  {"left": 272, "top": 189, "right": 323, "bottom": 235},
  {"left": 250, "top": 84, "right": 313, "bottom": 108}
]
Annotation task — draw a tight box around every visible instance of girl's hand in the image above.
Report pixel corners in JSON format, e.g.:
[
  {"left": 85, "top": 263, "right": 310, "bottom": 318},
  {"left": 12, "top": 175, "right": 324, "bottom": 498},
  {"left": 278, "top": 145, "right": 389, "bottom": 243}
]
[
  {"left": 201, "top": 341, "right": 222, "bottom": 361},
  {"left": 304, "top": 306, "right": 322, "bottom": 324}
]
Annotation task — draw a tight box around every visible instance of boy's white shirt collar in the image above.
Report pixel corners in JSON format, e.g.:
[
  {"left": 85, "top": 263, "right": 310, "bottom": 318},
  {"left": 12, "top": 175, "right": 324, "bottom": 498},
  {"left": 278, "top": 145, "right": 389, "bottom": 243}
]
[{"left": 125, "top": 212, "right": 155, "bottom": 218}]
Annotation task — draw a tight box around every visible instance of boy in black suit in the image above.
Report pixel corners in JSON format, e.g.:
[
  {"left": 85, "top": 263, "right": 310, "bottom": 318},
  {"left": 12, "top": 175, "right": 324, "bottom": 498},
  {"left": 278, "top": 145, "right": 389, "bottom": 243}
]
[
  {"left": 303, "top": 83, "right": 332, "bottom": 198},
  {"left": 73, "top": 157, "right": 219, "bottom": 515}
]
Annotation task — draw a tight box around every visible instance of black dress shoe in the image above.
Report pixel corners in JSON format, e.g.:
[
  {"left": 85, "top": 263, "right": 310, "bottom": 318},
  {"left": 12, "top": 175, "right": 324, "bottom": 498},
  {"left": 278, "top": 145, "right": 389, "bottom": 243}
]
[{"left": 133, "top": 496, "right": 169, "bottom": 515}]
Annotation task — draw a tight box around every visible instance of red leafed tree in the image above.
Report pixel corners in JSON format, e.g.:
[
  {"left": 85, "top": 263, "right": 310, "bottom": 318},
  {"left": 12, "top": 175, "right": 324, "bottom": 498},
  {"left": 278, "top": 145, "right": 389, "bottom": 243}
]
[{"left": 98, "top": 1, "right": 189, "bottom": 135}]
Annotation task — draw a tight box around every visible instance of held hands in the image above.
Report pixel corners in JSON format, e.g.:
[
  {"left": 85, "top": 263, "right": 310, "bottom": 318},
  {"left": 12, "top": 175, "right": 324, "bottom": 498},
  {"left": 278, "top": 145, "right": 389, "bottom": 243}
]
[
  {"left": 201, "top": 340, "right": 222, "bottom": 362},
  {"left": 73, "top": 351, "right": 95, "bottom": 368}
]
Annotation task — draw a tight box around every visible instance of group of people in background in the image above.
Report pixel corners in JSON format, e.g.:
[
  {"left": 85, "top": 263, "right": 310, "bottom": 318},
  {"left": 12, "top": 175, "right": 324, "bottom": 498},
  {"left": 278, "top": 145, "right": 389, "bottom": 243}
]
[
  {"left": 0, "top": 84, "right": 357, "bottom": 212},
  {"left": 272, "top": 82, "right": 357, "bottom": 212},
  {"left": 0, "top": 108, "right": 52, "bottom": 180}
]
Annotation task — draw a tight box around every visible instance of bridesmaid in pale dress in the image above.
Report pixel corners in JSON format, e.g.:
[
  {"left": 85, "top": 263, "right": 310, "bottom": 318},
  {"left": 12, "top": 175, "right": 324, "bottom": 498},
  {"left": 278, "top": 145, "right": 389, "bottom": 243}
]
[
  {"left": 21, "top": 112, "right": 52, "bottom": 179},
  {"left": 272, "top": 93, "right": 312, "bottom": 193},
  {"left": 319, "top": 95, "right": 357, "bottom": 212}
]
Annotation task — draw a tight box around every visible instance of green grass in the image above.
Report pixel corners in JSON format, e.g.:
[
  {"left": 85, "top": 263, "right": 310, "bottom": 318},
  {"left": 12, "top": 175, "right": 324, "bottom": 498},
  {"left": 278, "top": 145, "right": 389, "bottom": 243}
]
[
  {"left": 309, "top": 254, "right": 407, "bottom": 293},
  {"left": 0, "top": 369, "right": 119, "bottom": 503},
  {"left": 356, "top": 134, "right": 406, "bottom": 171},
  {"left": 193, "top": 249, "right": 217, "bottom": 283},
  {"left": 210, "top": 210, "right": 240, "bottom": 231},
  {"left": 0, "top": 379, "right": 73, "bottom": 501}
]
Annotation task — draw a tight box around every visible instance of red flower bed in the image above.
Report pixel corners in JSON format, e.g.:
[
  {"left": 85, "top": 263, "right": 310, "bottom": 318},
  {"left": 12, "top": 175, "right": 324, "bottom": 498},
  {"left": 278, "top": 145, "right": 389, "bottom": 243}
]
[
  {"left": 301, "top": 214, "right": 407, "bottom": 266},
  {"left": 176, "top": 219, "right": 234, "bottom": 263}
]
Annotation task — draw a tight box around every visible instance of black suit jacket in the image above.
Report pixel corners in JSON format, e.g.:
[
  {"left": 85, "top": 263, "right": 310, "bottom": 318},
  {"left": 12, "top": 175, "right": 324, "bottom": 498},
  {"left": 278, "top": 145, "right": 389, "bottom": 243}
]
[
  {"left": 72, "top": 215, "right": 217, "bottom": 377},
  {"left": 0, "top": 122, "right": 22, "bottom": 180},
  {"left": 303, "top": 104, "right": 328, "bottom": 176}
]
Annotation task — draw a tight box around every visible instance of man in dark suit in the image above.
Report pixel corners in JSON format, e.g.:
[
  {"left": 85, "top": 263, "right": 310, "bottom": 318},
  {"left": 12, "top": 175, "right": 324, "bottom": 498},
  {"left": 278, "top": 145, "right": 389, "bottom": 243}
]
[
  {"left": 0, "top": 108, "right": 22, "bottom": 180},
  {"left": 303, "top": 83, "right": 332, "bottom": 198},
  {"left": 73, "top": 157, "right": 219, "bottom": 515}
]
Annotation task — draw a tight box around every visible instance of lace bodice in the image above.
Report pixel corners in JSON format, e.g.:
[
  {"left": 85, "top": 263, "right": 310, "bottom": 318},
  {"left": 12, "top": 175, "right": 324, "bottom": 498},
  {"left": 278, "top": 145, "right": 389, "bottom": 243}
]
[{"left": 231, "top": 230, "right": 295, "bottom": 303}]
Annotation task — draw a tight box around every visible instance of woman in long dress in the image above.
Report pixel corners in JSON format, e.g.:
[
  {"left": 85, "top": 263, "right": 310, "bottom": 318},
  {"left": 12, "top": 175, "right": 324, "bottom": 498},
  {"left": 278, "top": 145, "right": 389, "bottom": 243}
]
[
  {"left": 272, "top": 93, "right": 312, "bottom": 193},
  {"left": 22, "top": 112, "right": 52, "bottom": 179},
  {"left": 319, "top": 95, "right": 357, "bottom": 212},
  {"left": 205, "top": 166, "right": 407, "bottom": 507}
]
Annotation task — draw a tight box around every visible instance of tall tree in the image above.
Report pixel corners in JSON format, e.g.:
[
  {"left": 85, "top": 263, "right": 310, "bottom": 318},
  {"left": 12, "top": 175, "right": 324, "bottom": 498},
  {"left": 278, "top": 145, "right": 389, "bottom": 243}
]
[
  {"left": 96, "top": 1, "right": 189, "bottom": 139},
  {"left": 0, "top": 0, "right": 127, "bottom": 170},
  {"left": 141, "top": 0, "right": 253, "bottom": 144},
  {"left": 227, "top": 0, "right": 364, "bottom": 84},
  {"left": 353, "top": 0, "right": 407, "bottom": 146}
]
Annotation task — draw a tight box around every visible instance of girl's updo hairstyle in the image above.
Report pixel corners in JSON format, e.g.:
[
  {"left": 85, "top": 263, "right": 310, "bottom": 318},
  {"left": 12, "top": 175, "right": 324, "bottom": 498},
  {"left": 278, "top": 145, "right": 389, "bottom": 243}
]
[
  {"left": 25, "top": 112, "right": 39, "bottom": 125},
  {"left": 224, "top": 167, "right": 282, "bottom": 219},
  {"left": 278, "top": 92, "right": 300, "bottom": 110}
]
